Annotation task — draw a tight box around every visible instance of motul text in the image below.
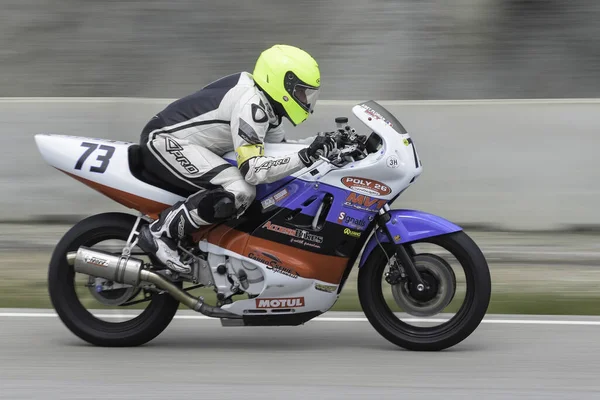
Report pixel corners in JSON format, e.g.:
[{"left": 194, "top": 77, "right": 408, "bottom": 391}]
[{"left": 255, "top": 297, "right": 305, "bottom": 308}]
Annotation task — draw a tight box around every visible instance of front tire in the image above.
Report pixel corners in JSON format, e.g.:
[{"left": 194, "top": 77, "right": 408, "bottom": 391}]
[
  {"left": 48, "top": 212, "right": 180, "bottom": 347},
  {"left": 358, "top": 231, "right": 491, "bottom": 351}
]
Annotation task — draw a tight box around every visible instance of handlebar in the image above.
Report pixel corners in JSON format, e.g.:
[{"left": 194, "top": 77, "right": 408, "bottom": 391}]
[{"left": 317, "top": 118, "right": 369, "bottom": 167}]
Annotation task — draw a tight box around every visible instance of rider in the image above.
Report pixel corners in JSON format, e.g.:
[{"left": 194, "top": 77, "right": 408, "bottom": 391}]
[{"left": 137, "top": 44, "right": 337, "bottom": 274}]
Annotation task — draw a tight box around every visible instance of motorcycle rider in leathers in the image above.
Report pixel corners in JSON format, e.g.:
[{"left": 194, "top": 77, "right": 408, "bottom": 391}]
[{"left": 137, "top": 44, "right": 336, "bottom": 274}]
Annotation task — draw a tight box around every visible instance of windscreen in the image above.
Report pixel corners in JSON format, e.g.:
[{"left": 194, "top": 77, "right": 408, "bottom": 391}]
[{"left": 358, "top": 100, "right": 407, "bottom": 134}]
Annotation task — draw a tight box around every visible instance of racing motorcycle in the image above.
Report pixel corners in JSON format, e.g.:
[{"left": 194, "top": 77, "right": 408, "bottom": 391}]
[{"left": 35, "top": 100, "right": 491, "bottom": 351}]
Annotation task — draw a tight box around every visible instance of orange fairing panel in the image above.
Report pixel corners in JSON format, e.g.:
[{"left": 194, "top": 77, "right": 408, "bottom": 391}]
[
  {"left": 246, "top": 236, "right": 348, "bottom": 284},
  {"left": 194, "top": 224, "right": 349, "bottom": 284},
  {"left": 192, "top": 224, "right": 250, "bottom": 254},
  {"left": 63, "top": 171, "right": 169, "bottom": 219}
]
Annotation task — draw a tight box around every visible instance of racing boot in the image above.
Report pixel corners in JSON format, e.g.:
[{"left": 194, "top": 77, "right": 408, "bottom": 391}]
[
  {"left": 137, "top": 201, "right": 197, "bottom": 274},
  {"left": 137, "top": 190, "right": 238, "bottom": 274}
]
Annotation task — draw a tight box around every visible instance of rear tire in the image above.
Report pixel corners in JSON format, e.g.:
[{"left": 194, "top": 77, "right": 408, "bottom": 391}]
[
  {"left": 48, "top": 212, "right": 180, "bottom": 347},
  {"left": 358, "top": 231, "right": 491, "bottom": 351}
]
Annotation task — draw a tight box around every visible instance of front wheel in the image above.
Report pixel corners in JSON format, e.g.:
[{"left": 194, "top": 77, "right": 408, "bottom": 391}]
[{"left": 358, "top": 231, "right": 491, "bottom": 351}]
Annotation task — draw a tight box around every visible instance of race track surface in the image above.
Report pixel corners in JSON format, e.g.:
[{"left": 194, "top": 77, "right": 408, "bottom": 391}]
[{"left": 2, "top": 310, "right": 600, "bottom": 399}]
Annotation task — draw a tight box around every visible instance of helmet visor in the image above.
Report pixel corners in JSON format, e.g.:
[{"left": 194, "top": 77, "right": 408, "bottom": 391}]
[{"left": 293, "top": 84, "right": 320, "bottom": 113}]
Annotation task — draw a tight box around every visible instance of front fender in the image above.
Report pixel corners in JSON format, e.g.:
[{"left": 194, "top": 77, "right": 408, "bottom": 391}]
[{"left": 358, "top": 209, "right": 462, "bottom": 268}]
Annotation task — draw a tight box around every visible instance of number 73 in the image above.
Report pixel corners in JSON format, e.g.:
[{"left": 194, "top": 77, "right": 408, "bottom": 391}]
[{"left": 74, "top": 142, "right": 115, "bottom": 173}]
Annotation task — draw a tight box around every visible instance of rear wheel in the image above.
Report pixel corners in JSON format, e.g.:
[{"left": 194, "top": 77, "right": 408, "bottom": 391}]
[
  {"left": 358, "top": 231, "right": 491, "bottom": 351},
  {"left": 48, "top": 212, "right": 180, "bottom": 347}
]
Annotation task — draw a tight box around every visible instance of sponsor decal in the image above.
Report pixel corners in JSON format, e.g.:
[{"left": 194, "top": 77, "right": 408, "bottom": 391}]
[
  {"left": 386, "top": 155, "right": 399, "bottom": 169},
  {"left": 393, "top": 234, "right": 401, "bottom": 242},
  {"left": 255, "top": 157, "right": 290, "bottom": 172},
  {"left": 273, "top": 188, "right": 289, "bottom": 202},
  {"left": 341, "top": 177, "right": 391, "bottom": 196},
  {"left": 361, "top": 105, "right": 392, "bottom": 127},
  {"left": 315, "top": 283, "right": 337, "bottom": 293},
  {"left": 260, "top": 188, "right": 290, "bottom": 210},
  {"left": 343, "top": 192, "right": 387, "bottom": 212},
  {"left": 343, "top": 228, "right": 361, "bottom": 238},
  {"left": 165, "top": 137, "right": 200, "bottom": 173},
  {"left": 84, "top": 256, "right": 110, "bottom": 267},
  {"left": 248, "top": 251, "right": 299, "bottom": 279},
  {"left": 263, "top": 221, "right": 323, "bottom": 243},
  {"left": 256, "top": 297, "right": 305, "bottom": 308},
  {"left": 261, "top": 197, "right": 275, "bottom": 209},
  {"left": 289, "top": 237, "right": 321, "bottom": 249},
  {"left": 337, "top": 211, "right": 366, "bottom": 228},
  {"left": 260, "top": 196, "right": 275, "bottom": 210}
]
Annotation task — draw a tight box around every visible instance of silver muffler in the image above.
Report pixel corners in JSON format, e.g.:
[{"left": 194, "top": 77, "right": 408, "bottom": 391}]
[
  {"left": 67, "top": 247, "right": 239, "bottom": 319},
  {"left": 70, "top": 247, "right": 144, "bottom": 286}
]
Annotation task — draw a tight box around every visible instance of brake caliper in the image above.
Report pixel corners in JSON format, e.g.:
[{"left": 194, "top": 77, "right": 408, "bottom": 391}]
[{"left": 384, "top": 255, "right": 407, "bottom": 285}]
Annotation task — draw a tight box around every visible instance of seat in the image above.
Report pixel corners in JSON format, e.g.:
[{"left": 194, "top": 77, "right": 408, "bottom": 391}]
[{"left": 127, "top": 144, "right": 194, "bottom": 198}]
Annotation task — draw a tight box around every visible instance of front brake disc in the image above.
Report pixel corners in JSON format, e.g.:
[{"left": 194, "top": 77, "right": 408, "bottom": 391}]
[{"left": 391, "top": 253, "right": 457, "bottom": 317}]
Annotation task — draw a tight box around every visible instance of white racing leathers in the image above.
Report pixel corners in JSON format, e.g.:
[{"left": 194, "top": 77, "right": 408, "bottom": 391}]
[{"left": 139, "top": 71, "right": 310, "bottom": 235}]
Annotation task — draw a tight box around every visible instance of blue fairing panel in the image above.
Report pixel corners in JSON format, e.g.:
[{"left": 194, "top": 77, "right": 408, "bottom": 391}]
[{"left": 358, "top": 209, "right": 462, "bottom": 267}]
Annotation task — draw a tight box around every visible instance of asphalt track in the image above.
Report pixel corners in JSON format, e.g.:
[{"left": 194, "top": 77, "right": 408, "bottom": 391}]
[{"left": 2, "top": 310, "right": 600, "bottom": 399}]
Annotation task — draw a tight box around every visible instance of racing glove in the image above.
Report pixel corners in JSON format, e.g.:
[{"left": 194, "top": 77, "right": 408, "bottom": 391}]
[{"left": 298, "top": 133, "right": 337, "bottom": 167}]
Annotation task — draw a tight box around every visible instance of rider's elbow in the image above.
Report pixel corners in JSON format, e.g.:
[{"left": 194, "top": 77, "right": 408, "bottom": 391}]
[
  {"left": 244, "top": 173, "right": 278, "bottom": 185},
  {"left": 239, "top": 163, "right": 263, "bottom": 185},
  {"left": 243, "top": 174, "right": 261, "bottom": 186}
]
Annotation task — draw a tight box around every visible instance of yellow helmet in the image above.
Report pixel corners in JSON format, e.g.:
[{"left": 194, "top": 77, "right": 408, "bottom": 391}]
[{"left": 252, "top": 44, "right": 321, "bottom": 126}]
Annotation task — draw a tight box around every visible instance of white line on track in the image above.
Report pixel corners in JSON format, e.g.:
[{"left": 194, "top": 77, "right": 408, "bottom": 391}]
[{"left": 1, "top": 312, "right": 600, "bottom": 326}]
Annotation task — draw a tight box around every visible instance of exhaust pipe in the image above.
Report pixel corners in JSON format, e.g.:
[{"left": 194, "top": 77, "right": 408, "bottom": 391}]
[{"left": 67, "top": 247, "right": 239, "bottom": 319}]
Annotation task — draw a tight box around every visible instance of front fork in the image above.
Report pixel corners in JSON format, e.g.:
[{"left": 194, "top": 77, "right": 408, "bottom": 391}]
[{"left": 376, "top": 204, "right": 427, "bottom": 292}]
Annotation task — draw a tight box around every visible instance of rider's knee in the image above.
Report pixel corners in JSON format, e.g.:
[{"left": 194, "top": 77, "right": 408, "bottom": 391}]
[
  {"left": 186, "top": 179, "right": 255, "bottom": 223},
  {"left": 185, "top": 189, "right": 234, "bottom": 223}
]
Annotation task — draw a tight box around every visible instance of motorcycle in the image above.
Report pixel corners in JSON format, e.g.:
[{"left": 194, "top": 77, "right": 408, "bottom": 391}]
[{"left": 35, "top": 100, "right": 491, "bottom": 350}]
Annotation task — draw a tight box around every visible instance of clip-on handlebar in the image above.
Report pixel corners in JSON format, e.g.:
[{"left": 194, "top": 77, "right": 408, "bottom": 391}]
[{"left": 317, "top": 117, "right": 368, "bottom": 167}]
